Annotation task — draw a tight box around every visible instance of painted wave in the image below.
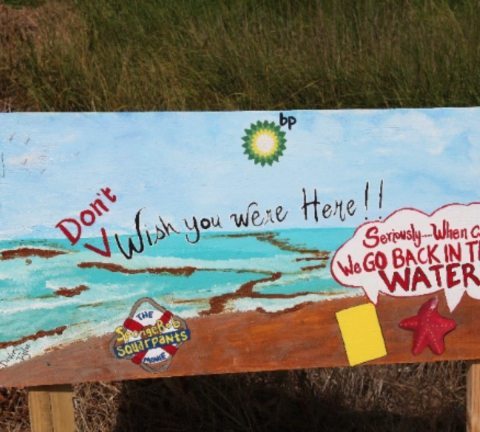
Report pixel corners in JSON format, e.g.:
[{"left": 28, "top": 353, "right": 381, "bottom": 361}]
[{"left": 0, "top": 228, "right": 359, "bottom": 365}]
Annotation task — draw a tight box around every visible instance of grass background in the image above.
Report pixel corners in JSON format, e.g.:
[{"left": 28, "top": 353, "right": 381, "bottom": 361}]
[
  {"left": 3, "top": 0, "right": 480, "bottom": 111},
  {"left": 0, "top": 0, "right": 478, "bottom": 430}
]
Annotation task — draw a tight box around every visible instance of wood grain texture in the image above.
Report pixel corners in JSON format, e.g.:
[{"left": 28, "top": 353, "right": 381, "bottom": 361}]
[
  {"left": 28, "top": 387, "right": 54, "bottom": 432},
  {"left": 27, "top": 385, "right": 76, "bottom": 432},
  {"left": 50, "top": 385, "right": 76, "bottom": 432},
  {"left": 2, "top": 291, "right": 479, "bottom": 388},
  {"left": 468, "top": 361, "right": 480, "bottom": 432}
]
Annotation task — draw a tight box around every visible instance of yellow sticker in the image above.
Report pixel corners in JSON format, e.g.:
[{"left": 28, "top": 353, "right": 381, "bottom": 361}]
[{"left": 336, "top": 303, "right": 387, "bottom": 366}]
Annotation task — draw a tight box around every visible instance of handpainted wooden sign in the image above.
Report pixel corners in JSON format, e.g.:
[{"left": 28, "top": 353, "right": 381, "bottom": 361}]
[{"left": 1, "top": 109, "right": 480, "bottom": 387}]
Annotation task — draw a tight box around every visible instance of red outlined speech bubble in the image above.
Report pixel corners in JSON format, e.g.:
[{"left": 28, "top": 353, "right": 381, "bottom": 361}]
[{"left": 331, "top": 203, "right": 480, "bottom": 312}]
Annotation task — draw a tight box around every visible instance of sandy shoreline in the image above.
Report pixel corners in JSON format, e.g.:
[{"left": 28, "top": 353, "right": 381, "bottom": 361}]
[
  {"left": 2, "top": 237, "right": 479, "bottom": 388},
  {"left": 2, "top": 292, "right": 479, "bottom": 388}
]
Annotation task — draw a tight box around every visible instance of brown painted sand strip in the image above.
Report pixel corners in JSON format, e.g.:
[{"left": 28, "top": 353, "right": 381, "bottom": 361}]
[
  {"left": 55, "top": 285, "right": 89, "bottom": 298},
  {"left": 0, "top": 247, "right": 67, "bottom": 260},
  {"left": 1, "top": 293, "right": 477, "bottom": 388},
  {"left": 0, "top": 326, "right": 68, "bottom": 350},
  {"left": 77, "top": 262, "right": 197, "bottom": 276}
]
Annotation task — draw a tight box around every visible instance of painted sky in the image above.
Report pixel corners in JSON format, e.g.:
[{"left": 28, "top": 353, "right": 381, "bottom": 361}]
[{"left": 1, "top": 108, "right": 480, "bottom": 239}]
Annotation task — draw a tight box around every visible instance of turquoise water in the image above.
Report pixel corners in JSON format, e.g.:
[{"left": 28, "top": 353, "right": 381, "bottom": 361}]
[{"left": 0, "top": 228, "right": 359, "bottom": 363}]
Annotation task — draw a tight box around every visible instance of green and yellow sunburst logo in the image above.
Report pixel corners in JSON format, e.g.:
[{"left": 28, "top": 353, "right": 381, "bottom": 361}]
[{"left": 242, "top": 120, "right": 287, "bottom": 166}]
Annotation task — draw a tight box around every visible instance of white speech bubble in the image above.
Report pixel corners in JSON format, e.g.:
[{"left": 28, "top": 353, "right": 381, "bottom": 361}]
[{"left": 331, "top": 203, "right": 480, "bottom": 311}]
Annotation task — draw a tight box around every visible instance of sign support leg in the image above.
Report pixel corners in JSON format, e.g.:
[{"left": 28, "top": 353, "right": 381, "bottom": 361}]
[
  {"left": 467, "top": 361, "right": 480, "bottom": 432},
  {"left": 27, "top": 385, "right": 76, "bottom": 432}
]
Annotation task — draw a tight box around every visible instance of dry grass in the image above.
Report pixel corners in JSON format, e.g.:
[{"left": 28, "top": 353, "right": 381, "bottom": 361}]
[
  {"left": 0, "top": 3, "right": 38, "bottom": 110},
  {"left": 3, "top": 0, "right": 480, "bottom": 111},
  {"left": 0, "top": 362, "right": 467, "bottom": 431},
  {"left": 0, "top": 2, "right": 84, "bottom": 110}
]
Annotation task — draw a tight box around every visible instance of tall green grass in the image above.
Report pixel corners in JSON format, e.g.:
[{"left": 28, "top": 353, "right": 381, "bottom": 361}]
[{"left": 3, "top": 0, "right": 480, "bottom": 111}]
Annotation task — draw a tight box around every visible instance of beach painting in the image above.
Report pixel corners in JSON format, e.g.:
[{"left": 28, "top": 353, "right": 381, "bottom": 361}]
[{"left": 2, "top": 109, "right": 480, "bottom": 387}]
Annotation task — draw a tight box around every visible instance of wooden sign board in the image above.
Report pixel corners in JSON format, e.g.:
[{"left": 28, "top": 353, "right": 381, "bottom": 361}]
[{"left": 1, "top": 109, "right": 480, "bottom": 387}]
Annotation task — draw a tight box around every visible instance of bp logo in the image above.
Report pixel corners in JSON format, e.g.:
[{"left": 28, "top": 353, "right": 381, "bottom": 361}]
[
  {"left": 110, "top": 297, "right": 190, "bottom": 374},
  {"left": 242, "top": 120, "right": 287, "bottom": 166}
]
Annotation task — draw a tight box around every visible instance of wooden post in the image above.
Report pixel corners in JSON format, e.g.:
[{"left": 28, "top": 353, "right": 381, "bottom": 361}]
[
  {"left": 467, "top": 361, "right": 480, "bottom": 432},
  {"left": 27, "top": 385, "right": 76, "bottom": 432}
]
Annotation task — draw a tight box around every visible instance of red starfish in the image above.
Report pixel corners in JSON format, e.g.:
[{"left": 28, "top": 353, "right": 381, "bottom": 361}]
[{"left": 399, "top": 297, "right": 457, "bottom": 355}]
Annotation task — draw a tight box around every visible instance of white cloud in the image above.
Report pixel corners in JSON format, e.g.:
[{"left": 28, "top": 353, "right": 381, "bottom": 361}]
[{"left": 2, "top": 109, "right": 480, "bottom": 238}]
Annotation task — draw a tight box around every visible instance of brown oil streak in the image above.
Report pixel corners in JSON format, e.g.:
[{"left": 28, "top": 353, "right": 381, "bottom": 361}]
[
  {"left": 0, "top": 247, "right": 67, "bottom": 260},
  {"left": 173, "top": 298, "right": 211, "bottom": 305},
  {"left": 55, "top": 285, "right": 89, "bottom": 298},
  {"left": 78, "top": 262, "right": 197, "bottom": 276},
  {"left": 176, "top": 289, "right": 344, "bottom": 306},
  {"left": 295, "top": 256, "right": 329, "bottom": 262},
  {"left": 202, "top": 232, "right": 333, "bottom": 316},
  {"left": 200, "top": 272, "right": 320, "bottom": 316},
  {"left": 255, "top": 301, "right": 315, "bottom": 316},
  {"left": 301, "top": 263, "right": 327, "bottom": 271},
  {"left": 0, "top": 326, "right": 68, "bottom": 350},
  {"left": 77, "top": 302, "right": 103, "bottom": 309},
  {"left": 215, "top": 232, "right": 330, "bottom": 258}
]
